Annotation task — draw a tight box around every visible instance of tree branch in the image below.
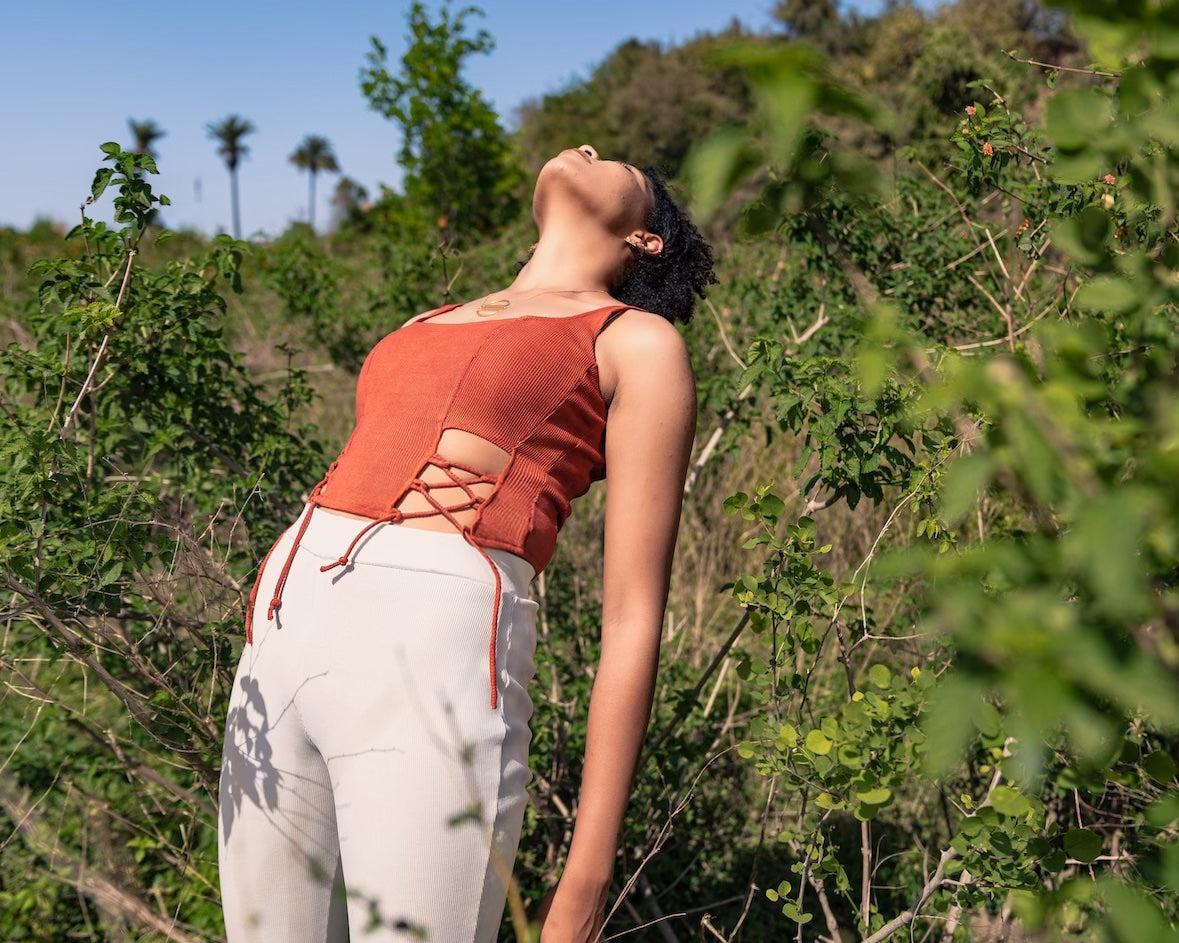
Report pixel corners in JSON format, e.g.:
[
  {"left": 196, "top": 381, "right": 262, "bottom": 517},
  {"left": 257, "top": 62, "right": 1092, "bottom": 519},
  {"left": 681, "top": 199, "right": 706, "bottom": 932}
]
[
  {"left": 860, "top": 847, "right": 958, "bottom": 943},
  {"left": 0, "top": 775, "right": 208, "bottom": 943},
  {"left": 1002, "top": 48, "right": 1121, "bottom": 79}
]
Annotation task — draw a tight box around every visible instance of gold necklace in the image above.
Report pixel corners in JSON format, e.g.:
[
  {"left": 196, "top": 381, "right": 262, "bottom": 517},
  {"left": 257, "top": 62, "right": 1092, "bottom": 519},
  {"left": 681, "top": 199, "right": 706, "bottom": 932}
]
[{"left": 475, "top": 288, "right": 606, "bottom": 317}]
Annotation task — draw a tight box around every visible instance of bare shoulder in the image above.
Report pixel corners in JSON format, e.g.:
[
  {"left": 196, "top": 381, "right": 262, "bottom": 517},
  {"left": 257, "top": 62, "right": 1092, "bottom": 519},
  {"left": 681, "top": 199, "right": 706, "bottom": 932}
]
[{"left": 596, "top": 309, "right": 693, "bottom": 404}]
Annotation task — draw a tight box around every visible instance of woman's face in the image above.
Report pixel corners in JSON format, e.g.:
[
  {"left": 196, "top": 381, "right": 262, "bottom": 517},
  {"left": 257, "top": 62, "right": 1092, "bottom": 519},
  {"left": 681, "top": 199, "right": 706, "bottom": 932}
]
[{"left": 534, "top": 144, "right": 655, "bottom": 235}]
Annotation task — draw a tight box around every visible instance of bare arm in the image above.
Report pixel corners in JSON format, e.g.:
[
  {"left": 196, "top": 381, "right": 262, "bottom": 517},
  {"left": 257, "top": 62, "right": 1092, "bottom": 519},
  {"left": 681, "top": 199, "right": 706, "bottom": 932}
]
[{"left": 540, "top": 313, "right": 696, "bottom": 941}]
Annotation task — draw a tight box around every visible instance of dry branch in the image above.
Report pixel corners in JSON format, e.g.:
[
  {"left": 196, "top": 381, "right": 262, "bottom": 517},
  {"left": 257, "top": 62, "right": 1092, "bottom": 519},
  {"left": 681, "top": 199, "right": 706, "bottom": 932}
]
[{"left": 0, "top": 775, "right": 209, "bottom": 943}]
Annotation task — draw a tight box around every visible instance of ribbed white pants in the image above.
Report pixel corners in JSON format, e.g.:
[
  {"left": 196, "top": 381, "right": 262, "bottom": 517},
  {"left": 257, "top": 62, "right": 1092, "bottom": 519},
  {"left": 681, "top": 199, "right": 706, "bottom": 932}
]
[{"left": 218, "top": 507, "right": 537, "bottom": 942}]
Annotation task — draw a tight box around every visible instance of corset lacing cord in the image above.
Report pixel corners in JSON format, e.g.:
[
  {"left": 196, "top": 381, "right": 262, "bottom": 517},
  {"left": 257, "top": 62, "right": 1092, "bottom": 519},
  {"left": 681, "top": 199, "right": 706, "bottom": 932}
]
[
  {"left": 245, "top": 463, "right": 337, "bottom": 645},
  {"left": 248, "top": 455, "right": 507, "bottom": 709}
]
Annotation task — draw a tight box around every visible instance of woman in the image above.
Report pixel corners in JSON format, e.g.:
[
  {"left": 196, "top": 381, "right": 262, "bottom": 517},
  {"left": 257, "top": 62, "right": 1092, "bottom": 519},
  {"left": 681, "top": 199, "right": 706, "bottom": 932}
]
[{"left": 218, "top": 144, "right": 715, "bottom": 943}]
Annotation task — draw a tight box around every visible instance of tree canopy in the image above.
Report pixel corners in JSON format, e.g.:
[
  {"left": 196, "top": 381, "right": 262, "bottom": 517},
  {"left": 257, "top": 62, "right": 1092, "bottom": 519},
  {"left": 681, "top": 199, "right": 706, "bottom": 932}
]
[{"left": 360, "top": 1, "right": 521, "bottom": 237}]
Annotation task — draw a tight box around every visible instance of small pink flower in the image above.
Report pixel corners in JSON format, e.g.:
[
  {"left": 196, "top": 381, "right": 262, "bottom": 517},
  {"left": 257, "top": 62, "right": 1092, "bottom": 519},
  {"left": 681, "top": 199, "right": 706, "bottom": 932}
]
[
  {"left": 965, "top": 105, "right": 977, "bottom": 116},
  {"left": 1103, "top": 173, "right": 1116, "bottom": 185},
  {"left": 982, "top": 142, "right": 994, "bottom": 156}
]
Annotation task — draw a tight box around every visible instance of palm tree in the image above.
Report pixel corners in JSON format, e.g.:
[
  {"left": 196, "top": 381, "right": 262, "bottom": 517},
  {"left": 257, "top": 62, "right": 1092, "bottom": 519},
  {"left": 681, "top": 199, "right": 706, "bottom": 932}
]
[
  {"left": 126, "top": 119, "right": 167, "bottom": 227},
  {"left": 127, "top": 118, "right": 166, "bottom": 158},
  {"left": 289, "top": 135, "right": 339, "bottom": 231},
  {"left": 206, "top": 115, "right": 256, "bottom": 239}
]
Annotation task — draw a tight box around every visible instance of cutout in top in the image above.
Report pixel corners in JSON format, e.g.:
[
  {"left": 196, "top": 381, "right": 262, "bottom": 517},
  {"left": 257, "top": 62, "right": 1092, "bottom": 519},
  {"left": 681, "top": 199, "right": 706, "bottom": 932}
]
[{"left": 395, "top": 428, "right": 509, "bottom": 532}]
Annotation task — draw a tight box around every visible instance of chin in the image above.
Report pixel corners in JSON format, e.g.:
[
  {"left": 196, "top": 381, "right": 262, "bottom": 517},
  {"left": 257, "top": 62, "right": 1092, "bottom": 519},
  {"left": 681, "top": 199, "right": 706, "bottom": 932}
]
[
  {"left": 540, "top": 149, "right": 585, "bottom": 176},
  {"left": 534, "top": 151, "right": 581, "bottom": 201}
]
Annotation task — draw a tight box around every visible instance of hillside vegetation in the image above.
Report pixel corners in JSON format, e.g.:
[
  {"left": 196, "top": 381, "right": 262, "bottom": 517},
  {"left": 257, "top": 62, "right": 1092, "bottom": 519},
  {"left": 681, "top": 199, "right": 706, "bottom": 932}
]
[{"left": 2, "top": 1, "right": 1178, "bottom": 940}]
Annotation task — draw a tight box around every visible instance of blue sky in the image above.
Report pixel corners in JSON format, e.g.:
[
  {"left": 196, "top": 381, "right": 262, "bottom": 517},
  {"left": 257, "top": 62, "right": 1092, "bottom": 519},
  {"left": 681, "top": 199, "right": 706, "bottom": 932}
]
[{"left": 1, "top": 0, "right": 889, "bottom": 237}]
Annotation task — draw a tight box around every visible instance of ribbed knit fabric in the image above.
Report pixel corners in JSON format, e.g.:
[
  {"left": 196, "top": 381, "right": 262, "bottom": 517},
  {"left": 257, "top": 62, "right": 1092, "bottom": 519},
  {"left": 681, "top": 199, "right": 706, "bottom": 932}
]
[
  {"left": 247, "top": 303, "right": 632, "bottom": 708},
  {"left": 220, "top": 508, "right": 538, "bottom": 943},
  {"left": 317, "top": 302, "right": 628, "bottom": 571}
]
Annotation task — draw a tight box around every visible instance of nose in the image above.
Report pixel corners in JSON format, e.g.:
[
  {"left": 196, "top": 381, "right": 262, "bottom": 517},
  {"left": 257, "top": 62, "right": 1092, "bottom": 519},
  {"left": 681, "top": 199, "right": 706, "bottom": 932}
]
[{"left": 578, "top": 144, "right": 599, "bottom": 161}]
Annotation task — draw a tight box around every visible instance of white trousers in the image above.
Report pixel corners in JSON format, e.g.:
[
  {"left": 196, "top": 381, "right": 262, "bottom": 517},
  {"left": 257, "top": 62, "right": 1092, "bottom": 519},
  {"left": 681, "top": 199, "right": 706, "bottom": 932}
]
[{"left": 218, "top": 507, "right": 537, "bottom": 942}]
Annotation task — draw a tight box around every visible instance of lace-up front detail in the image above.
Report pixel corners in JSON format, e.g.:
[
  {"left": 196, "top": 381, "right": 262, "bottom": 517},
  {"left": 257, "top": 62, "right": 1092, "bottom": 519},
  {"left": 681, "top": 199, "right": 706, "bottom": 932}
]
[
  {"left": 246, "top": 302, "right": 635, "bottom": 708},
  {"left": 246, "top": 453, "right": 508, "bottom": 704}
]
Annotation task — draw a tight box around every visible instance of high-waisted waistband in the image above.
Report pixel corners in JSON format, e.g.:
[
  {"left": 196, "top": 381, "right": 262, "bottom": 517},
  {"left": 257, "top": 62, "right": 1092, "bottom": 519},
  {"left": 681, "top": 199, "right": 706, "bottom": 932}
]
[
  {"left": 298, "top": 507, "right": 535, "bottom": 593},
  {"left": 246, "top": 503, "right": 535, "bottom": 709}
]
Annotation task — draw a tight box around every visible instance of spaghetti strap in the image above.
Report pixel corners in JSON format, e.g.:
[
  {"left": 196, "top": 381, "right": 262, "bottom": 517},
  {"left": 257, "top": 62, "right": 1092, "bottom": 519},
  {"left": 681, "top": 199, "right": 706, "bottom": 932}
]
[
  {"left": 414, "top": 303, "right": 463, "bottom": 324},
  {"left": 595, "top": 305, "right": 637, "bottom": 336}
]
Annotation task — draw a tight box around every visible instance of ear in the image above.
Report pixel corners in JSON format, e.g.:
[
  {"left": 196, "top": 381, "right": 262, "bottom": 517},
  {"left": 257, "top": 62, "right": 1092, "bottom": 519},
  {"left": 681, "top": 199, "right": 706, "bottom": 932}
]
[{"left": 628, "top": 230, "right": 664, "bottom": 257}]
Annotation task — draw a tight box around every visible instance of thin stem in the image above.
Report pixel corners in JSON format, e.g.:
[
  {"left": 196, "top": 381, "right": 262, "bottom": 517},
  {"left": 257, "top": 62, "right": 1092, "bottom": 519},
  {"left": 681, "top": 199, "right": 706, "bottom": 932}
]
[{"left": 1002, "top": 48, "right": 1121, "bottom": 79}]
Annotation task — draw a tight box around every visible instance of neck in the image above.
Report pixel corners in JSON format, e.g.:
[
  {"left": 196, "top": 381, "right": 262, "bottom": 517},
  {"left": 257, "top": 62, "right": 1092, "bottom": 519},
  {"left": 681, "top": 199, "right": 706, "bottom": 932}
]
[{"left": 509, "top": 219, "right": 626, "bottom": 294}]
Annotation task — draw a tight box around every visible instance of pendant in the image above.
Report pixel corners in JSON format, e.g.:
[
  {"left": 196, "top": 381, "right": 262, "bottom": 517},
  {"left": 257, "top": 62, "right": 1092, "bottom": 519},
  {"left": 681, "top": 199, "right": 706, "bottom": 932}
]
[{"left": 476, "top": 299, "right": 511, "bottom": 317}]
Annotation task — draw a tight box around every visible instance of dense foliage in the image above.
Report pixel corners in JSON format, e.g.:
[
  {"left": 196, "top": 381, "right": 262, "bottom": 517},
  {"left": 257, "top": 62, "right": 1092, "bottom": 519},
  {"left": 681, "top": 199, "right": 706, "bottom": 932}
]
[
  {"left": 360, "top": 1, "right": 522, "bottom": 238},
  {"left": 1, "top": 1, "right": 1177, "bottom": 941}
]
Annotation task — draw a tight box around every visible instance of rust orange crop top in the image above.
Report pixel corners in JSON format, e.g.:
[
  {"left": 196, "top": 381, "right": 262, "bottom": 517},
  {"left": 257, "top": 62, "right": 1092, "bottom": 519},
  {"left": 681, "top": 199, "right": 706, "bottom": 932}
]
[{"left": 248, "top": 302, "right": 635, "bottom": 707}]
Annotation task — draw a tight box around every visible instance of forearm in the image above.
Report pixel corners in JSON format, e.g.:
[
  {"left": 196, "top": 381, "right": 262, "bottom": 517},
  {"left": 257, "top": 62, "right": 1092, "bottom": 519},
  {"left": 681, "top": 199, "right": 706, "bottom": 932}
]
[{"left": 561, "top": 623, "right": 660, "bottom": 890}]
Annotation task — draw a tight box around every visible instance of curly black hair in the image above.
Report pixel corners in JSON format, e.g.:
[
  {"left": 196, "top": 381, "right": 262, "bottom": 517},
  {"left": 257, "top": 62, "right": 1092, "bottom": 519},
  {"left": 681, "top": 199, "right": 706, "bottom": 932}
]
[{"left": 612, "top": 168, "right": 717, "bottom": 325}]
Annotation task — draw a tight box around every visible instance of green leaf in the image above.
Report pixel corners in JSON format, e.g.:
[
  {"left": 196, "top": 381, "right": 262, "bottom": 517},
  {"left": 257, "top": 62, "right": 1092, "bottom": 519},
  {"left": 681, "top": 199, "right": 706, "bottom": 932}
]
[
  {"left": 1045, "top": 88, "right": 1111, "bottom": 151},
  {"left": 867, "top": 664, "right": 891, "bottom": 689},
  {"left": 1144, "top": 791, "right": 1179, "bottom": 827},
  {"left": 683, "top": 126, "right": 760, "bottom": 221},
  {"left": 1075, "top": 275, "right": 1144, "bottom": 316},
  {"left": 805, "top": 729, "right": 833, "bottom": 755},
  {"left": 90, "top": 167, "right": 115, "bottom": 201},
  {"left": 780, "top": 901, "right": 813, "bottom": 924},
  {"left": 759, "top": 492, "right": 785, "bottom": 521},
  {"left": 1143, "top": 751, "right": 1178, "bottom": 785},
  {"left": 1099, "top": 878, "right": 1172, "bottom": 942},
  {"left": 988, "top": 785, "right": 1032, "bottom": 818},
  {"left": 1077, "top": 205, "right": 1112, "bottom": 253},
  {"left": 1063, "top": 828, "right": 1102, "bottom": 863},
  {"left": 723, "top": 492, "right": 748, "bottom": 514},
  {"left": 855, "top": 786, "right": 892, "bottom": 805},
  {"left": 939, "top": 453, "right": 994, "bottom": 526},
  {"left": 921, "top": 674, "right": 987, "bottom": 777}
]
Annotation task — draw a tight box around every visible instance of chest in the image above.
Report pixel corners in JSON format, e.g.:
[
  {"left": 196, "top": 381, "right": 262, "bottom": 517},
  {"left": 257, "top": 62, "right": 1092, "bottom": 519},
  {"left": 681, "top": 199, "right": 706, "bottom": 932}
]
[{"left": 358, "top": 321, "right": 608, "bottom": 436}]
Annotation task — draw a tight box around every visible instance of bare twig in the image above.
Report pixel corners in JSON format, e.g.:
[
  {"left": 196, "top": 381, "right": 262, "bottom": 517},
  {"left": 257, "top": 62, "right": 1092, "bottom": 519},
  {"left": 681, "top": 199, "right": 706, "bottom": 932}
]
[
  {"left": 805, "top": 870, "right": 845, "bottom": 943},
  {"left": 4, "top": 574, "right": 153, "bottom": 729},
  {"left": 803, "top": 485, "right": 847, "bottom": 516},
  {"left": 915, "top": 162, "right": 980, "bottom": 244},
  {"left": 860, "top": 847, "right": 959, "bottom": 943},
  {"left": 683, "top": 383, "right": 752, "bottom": 498},
  {"left": 727, "top": 777, "right": 777, "bottom": 941},
  {"left": 684, "top": 302, "right": 830, "bottom": 497},
  {"left": 0, "top": 775, "right": 207, "bottom": 943},
  {"left": 636, "top": 871, "right": 683, "bottom": 943},
  {"left": 603, "top": 909, "right": 690, "bottom": 942},
  {"left": 700, "top": 914, "right": 728, "bottom": 942},
  {"left": 861, "top": 820, "right": 873, "bottom": 928},
  {"left": 609, "top": 749, "right": 737, "bottom": 924},
  {"left": 1002, "top": 48, "right": 1121, "bottom": 79},
  {"left": 707, "top": 298, "right": 746, "bottom": 371},
  {"left": 642, "top": 612, "right": 749, "bottom": 764},
  {"left": 965, "top": 273, "right": 1015, "bottom": 351},
  {"left": 60, "top": 248, "right": 137, "bottom": 437}
]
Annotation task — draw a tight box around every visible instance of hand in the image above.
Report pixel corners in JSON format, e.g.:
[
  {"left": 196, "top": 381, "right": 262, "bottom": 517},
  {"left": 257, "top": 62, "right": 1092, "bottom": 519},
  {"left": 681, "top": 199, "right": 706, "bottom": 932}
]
[{"left": 535, "top": 880, "right": 608, "bottom": 943}]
